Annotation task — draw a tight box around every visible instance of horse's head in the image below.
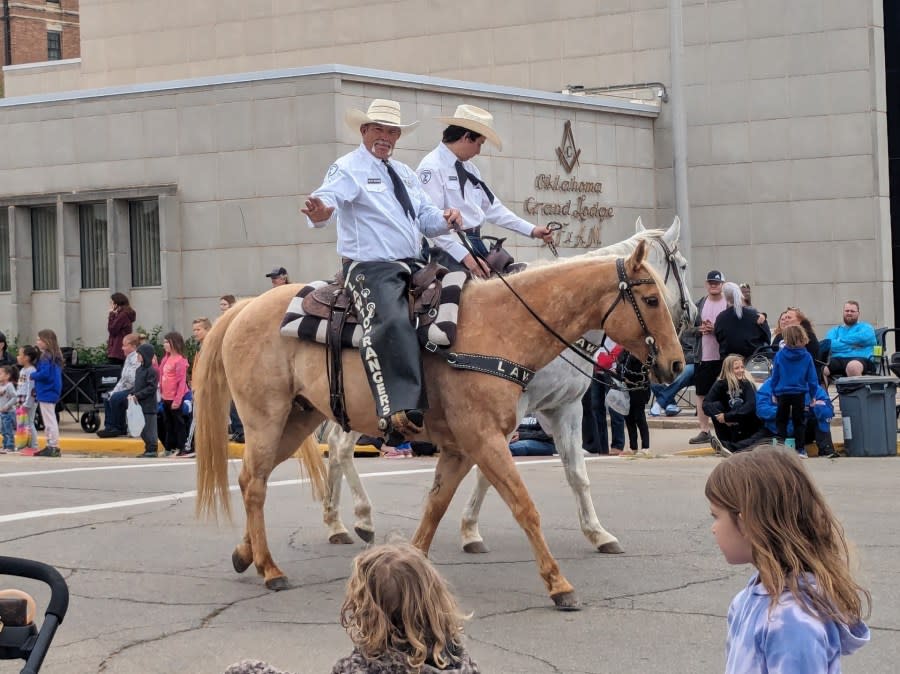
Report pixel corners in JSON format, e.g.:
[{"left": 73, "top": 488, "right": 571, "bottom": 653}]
[
  {"left": 601, "top": 239, "right": 684, "bottom": 383},
  {"left": 634, "top": 216, "right": 698, "bottom": 333}
]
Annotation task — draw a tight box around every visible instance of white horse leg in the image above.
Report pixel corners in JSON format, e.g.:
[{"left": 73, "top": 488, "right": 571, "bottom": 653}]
[
  {"left": 544, "top": 405, "right": 623, "bottom": 553},
  {"left": 460, "top": 467, "right": 491, "bottom": 553},
  {"left": 322, "top": 424, "right": 375, "bottom": 544}
]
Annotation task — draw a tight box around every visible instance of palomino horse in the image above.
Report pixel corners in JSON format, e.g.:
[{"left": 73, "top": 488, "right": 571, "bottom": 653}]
[
  {"left": 321, "top": 218, "right": 696, "bottom": 553},
  {"left": 194, "top": 240, "right": 684, "bottom": 608}
]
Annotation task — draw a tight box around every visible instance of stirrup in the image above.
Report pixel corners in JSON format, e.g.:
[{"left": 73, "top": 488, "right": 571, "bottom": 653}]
[{"left": 378, "top": 409, "right": 425, "bottom": 442}]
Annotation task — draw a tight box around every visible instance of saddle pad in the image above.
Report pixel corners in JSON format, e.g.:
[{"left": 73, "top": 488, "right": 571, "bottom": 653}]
[{"left": 280, "top": 270, "right": 467, "bottom": 349}]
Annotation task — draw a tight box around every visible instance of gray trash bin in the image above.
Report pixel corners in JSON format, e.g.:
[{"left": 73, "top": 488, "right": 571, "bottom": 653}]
[{"left": 835, "top": 376, "right": 898, "bottom": 457}]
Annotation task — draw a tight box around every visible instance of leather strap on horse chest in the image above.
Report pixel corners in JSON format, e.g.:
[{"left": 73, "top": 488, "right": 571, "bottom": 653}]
[{"left": 427, "top": 346, "right": 535, "bottom": 389}]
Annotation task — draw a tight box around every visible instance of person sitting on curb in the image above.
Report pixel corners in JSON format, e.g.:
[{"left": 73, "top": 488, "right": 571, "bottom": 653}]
[
  {"left": 702, "top": 354, "right": 767, "bottom": 457},
  {"left": 509, "top": 414, "right": 556, "bottom": 456},
  {"left": 97, "top": 333, "right": 141, "bottom": 438}
]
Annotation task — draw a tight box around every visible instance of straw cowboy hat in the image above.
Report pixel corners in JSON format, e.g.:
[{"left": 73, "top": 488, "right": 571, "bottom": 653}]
[
  {"left": 345, "top": 99, "right": 419, "bottom": 131},
  {"left": 436, "top": 104, "right": 503, "bottom": 150}
]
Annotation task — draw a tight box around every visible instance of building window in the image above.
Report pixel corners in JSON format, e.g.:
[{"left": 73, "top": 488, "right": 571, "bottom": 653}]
[
  {"left": 79, "top": 203, "right": 109, "bottom": 289},
  {"left": 129, "top": 200, "right": 160, "bottom": 287},
  {"left": 47, "top": 31, "right": 61, "bottom": 60},
  {"left": 0, "top": 210, "right": 10, "bottom": 293},
  {"left": 31, "top": 206, "right": 58, "bottom": 291}
]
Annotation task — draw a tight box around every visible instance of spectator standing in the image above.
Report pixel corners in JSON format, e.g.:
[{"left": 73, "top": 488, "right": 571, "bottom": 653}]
[
  {"left": 0, "top": 331, "right": 16, "bottom": 368},
  {"left": 714, "top": 282, "right": 770, "bottom": 361},
  {"left": 132, "top": 343, "right": 161, "bottom": 458},
  {"left": 618, "top": 351, "right": 650, "bottom": 456},
  {"left": 582, "top": 337, "right": 622, "bottom": 455},
  {"left": 107, "top": 293, "right": 136, "bottom": 365},
  {"left": 823, "top": 301, "right": 877, "bottom": 379},
  {"left": 159, "top": 332, "right": 190, "bottom": 457},
  {"left": 219, "top": 295, "right": 236, "bottom": 313},
  {"left": 702, "top": 354, "right": 765, "bottom": 456},
  {"left": 739, "top": 283, "right": 771, "bottom": 343},
  {"left": 0, "top": 365, "right": 18, "bottom": 454},
  {"left": 705, "top": 447, "right": 870, "bottom": 674},
  {"left": 769, "top": 325, "right": 819, "bottom": 458},
  {"left": 15, "top": 345, "right": 39, "bottom": 454},
  {"left": 689, "top": 270, "right": 729, "bottom": 444},
  {"left": 97, "top": 333, "right": 141, "bottom": 438},
  {"left": 31, "top": 329, "right": 64, "bottom": 457},
  {"left": 756, "top": 379, "right": 836, "bottom": 457},
  {"left": 265, "top": 267, "right": 290, "bottom": 287}
]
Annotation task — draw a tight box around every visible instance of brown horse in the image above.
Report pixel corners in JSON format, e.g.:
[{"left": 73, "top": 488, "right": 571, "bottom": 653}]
[{"left": 194, "top": 240, "right": 684, "bottom": 608}]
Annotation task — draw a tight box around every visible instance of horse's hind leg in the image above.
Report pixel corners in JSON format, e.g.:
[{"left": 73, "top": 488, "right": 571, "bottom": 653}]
[
  {"left": 544, "top": 405, "right": 623, "bottom": 554},
  {"left": 236, "top": 409, "right": 322, "bottom": 590},
  {"left": 459, "top": 468, "right": 491, "bottom": 553}
]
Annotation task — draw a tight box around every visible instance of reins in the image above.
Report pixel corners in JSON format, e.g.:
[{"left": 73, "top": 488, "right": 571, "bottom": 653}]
[{"left": 454, "top": 231, "right": 663, "bottom": 390}]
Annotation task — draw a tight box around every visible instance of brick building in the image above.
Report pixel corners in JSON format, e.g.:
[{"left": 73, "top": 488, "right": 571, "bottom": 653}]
[{"left": 0, "top": 0, "right": 80, "bottom": 94}]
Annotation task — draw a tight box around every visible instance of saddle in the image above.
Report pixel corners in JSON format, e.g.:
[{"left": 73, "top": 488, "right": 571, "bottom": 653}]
[
  {"left": 299, "top": 261, "right": 448, "bottom": 432},
  {"left": 300, "top": 261, "right": 447, "bottom": 327},
  {"left": 482, "top": 236, "right": 527, "bottom": 276}
]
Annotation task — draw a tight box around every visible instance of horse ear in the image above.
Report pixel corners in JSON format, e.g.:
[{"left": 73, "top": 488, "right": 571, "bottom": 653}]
[
  {"left": 626, "top": 239, "right": 648, "bottom": 274},
  {"left": 635, "top": 216, "right": 645, "bottom": 233},
  {"left": 664, "top": 216, "right": 680, "bottom": 243}
]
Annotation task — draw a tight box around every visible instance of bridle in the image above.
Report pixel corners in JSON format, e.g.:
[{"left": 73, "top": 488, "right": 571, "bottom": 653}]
[
  {"left": 598, "top": 257, "right": 661, "bottom": 372},
  {"left": 651, "top": 235, "right": 692, "bottom": 334}
]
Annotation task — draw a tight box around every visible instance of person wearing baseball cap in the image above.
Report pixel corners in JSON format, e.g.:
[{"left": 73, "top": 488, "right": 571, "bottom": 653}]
[
  {"left": 416, "top": 103, "right": 554, "bottom": 278},
  {"left": 301, "top": 99, "right": 463, "bottom": 446},
  {"left": 687, "top": 269, "right": 727, "bottom": 445},
  {"left": 265, "top": 267, "right": 289, "bottom": 286}
]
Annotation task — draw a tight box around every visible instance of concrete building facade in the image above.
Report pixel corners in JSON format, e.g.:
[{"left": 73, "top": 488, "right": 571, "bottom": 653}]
[{"left": 0, "top": 0, "right": 896, "bottom": 347}]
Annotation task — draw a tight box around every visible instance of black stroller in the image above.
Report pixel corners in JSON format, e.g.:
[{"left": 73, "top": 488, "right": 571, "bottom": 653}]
[{"left": 0, "top": 557, "right": 69, "bottom": 673}]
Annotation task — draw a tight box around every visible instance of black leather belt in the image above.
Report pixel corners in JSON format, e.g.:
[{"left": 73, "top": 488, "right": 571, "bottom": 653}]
[{"left": 468, "top": 226, "right": 482, "bottom": 237}]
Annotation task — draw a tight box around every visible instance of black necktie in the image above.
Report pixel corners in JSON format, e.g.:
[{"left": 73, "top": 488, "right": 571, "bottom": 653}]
[
  {"left": 454, "top": 160, "right": 495, "bottom": 204},
  {"left": 382, "top": 160, "right": 416, "bottom": 221}
]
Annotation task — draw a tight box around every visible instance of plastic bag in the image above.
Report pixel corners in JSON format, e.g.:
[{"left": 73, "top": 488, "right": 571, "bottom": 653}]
[
  {"left": 605, "top": 388, "right": 630, "bottom": 416},
  {"left": 14, "top": 406, "right": 29, "bottom": 450},
  {"left": 126, "top": 398, "right": 145, "bottom": 438}
]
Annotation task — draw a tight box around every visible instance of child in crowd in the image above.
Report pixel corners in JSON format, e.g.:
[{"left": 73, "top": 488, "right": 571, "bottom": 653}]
[
  {"left": 131, "top": 343, "right": 160, "bottom": 458},
  {"left": 0, "top": 365, "right": 18, "bottom": 454},
  {"left": 769, "top": 325, "right": 819, "bottom": 457},
  {"left": 223, "top": 543, "right": 479, "bottom": 674},
  {"left": 159, "top": 331, "right": 190, "bottom": 457},
  {"left": 618, "top": 350, "right": 650, "bottom": 456},
  {"left": 15, "top": 345, "right": 40, "bottom": 455},
  {"left": 31, "top": 329, "right": 64, "bottom": 457},
  {"left": 706, "top": 446, "right": 870, "bottom": 673}
]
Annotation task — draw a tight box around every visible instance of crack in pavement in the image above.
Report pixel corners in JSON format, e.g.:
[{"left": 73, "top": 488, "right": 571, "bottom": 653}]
[{"left": 467, "top": 633, "right": 565, "bottom": 673}]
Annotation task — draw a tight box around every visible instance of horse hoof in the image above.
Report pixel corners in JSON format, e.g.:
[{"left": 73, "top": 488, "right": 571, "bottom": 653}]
[
  {"left": 329, "top": 532, "right": 355, "bottom": 545},
  {"left": 596, "top": 541, "right": 625, "bottom": 554},
  {"left": 354, "top": 527, "right": 375, "bottom": 544},
  {"left": 232, "top": 550, "right": 252, "bottom": 574},
  {"left": 266, "top": 576, "right": 290, "bottom": 591},
  {"left": 462, "top": 541, "right": 489, "bottom": 554},
  {"left": 551, "top": 591, "right": 580, "bottom": 611}
]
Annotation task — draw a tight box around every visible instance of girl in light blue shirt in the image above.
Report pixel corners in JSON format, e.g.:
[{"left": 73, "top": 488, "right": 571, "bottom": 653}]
[{"left": 706, "top": 447, "right": 870, "bottom": 673}]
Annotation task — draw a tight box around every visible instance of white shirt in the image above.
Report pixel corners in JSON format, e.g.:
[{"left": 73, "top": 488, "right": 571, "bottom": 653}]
[
  {"left": 308, "top": 144, "right": 451, "bottom": 262},
  {"left": 417, "top": 143, "right": 534, "bottom": 262}
]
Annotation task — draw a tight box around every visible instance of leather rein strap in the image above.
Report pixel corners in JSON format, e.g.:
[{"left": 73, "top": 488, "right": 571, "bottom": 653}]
[{"left": 442, "top": 231, "right": 662, "bottom": 388}]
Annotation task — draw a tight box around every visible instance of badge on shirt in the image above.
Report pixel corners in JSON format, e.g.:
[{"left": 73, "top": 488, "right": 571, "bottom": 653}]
[
  {"left": 367, "top": 178, "right": 381, "bottom": 185},
  {"left": 327, "top": 164, "right": 338, "bottom": 178},
  {"left": 448, "top": 175, "right": 459, "bottom": 182},
  {"left": 419, "top": 169, "right": 432, "bottom": 184},
  {"left": 366, "top": 177, "right": 385, "bottom": 192}
]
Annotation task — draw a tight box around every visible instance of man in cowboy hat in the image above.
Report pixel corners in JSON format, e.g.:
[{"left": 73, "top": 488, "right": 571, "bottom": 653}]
[
  {"left": 417, "top": 104, "right": 554, "bottom": 278},
  {"left": 302, "top": 99, "right": 462, "bottom": 444}
]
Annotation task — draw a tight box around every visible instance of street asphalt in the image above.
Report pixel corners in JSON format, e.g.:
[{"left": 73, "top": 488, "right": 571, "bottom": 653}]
[{"left": 1, "top": 434, "right": 898, "bottom": 674}]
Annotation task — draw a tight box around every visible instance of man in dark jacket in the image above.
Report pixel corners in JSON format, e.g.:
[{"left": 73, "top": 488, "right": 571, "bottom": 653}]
[{"left": 131, "top": 343, "right": 160, "bottom": 458}]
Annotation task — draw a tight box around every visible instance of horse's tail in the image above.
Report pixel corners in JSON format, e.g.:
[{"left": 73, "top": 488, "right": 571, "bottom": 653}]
[
  {"left": 195, "top": 298, "right": 253, "bottom": 521},
  {"left": 296, "top": 433, "right": 326, "bottom": 502}
]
